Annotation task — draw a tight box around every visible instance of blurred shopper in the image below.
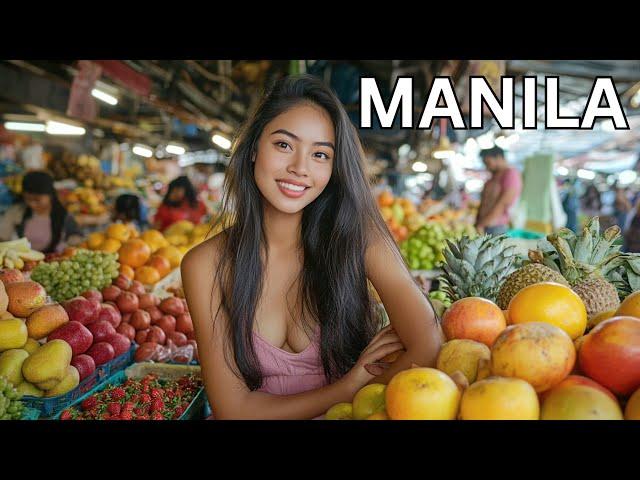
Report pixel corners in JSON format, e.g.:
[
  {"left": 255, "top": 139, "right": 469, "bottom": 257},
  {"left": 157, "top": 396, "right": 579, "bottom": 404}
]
[
  {"left": 582, "top": 184, "right": 602, "bottom": 217},
  {"left": 113, "top": 193, "right": 149, "bottom": 231},
  {"left": 624, "top": 203, "right": 640, "bottom": 252},
  {"left": 153, "top": 175, "right": 206, "bottom": 231},
  {"left": 0, "top": 171, "right": 82, "bottom": 252},
  {"left": 613, "top": 183, "right": 632, "bottom": 231},
  {"left": 475, "top": 146, "right": 523, "bottom": 235},
  {"left": 561, "top": 178, "right": 580, "bottom": 233}
]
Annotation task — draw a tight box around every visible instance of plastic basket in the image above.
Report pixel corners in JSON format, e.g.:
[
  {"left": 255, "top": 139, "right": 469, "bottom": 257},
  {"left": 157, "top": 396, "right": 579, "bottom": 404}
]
[
  {"left": 55, "top": 363, "right": 206, "bottom": 420},
  {"left": 506, "top": 229, "right": 545, "bottom": 240},
  {"left": 21, "top": 407, "right": 41, "bottom": 420},
  {"left": 21, "top": 345, "right": 135, "bottom": 418}
]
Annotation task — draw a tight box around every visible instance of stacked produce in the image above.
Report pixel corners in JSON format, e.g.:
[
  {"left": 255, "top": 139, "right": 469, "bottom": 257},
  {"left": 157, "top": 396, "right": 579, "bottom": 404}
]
[
  {"left": 30, "top": 249, "right": 119, "bottom": 302},
  {"left": 59, "top": 373, "right": 202, "bottom": 420},
  {"left": 0, "top": 238, "right": 45, "bottom": 271},
  {"left": 399, "top": 222, "right": 477, "bottom": 271},
  {"left": 102, "top": 274, "right": 197, "bottom": 364},
  {"left": 0, "top": 377, "right": 25, "bottom": 420},
  {"left": 377, "top": 191, "right": 423, "bottom": 243},
  {"left": 59, "top": 187, "right": 108, "bottom": 216},
  {"left": 49, "top": 153, "right": 111, "bottom": 189}
]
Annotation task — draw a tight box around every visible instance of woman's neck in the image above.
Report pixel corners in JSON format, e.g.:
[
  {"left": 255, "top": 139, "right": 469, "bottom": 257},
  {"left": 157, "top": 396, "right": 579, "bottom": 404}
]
[{"left": 262, "top": 203, "right": 302, "bottom": 253}]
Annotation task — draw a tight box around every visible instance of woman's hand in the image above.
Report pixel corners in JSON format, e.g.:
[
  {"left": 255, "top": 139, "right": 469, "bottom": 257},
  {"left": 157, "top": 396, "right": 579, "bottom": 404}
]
[{"left": 342, "top": 324, "right": 404, "bottom": 394}]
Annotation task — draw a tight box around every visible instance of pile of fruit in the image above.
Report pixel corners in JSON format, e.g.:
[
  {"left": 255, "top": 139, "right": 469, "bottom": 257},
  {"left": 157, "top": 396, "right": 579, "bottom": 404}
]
[
  {"left": 83, "top": 224, "right": 184, "bottom": 287},
  {"left": 49, "top": 153, "right": 111, "bottom": 190},
  {"left": 0, "top": 238, "right": 45, "bottom": 271},
  {"left": 162, "top": 220, "right": 214, "bottom": 251},
  {"left": 326, "top": 217, "right": 640, "bottom": 420},
  {"left": 31, "top": 249, "right": 119, "bottom": 302},
  {"left": 59, "top": 373, "right": 202, "bottom": 420},
  {"left": 377, "top": 191, "right": 424, "bottom": 243},
  {"left": 0, "top": 377, "right": 25, "bottom": 420},
  {"left": 59, "top": 187, "right": 108, "bottom": 216},
  {"left": 399, "top": 222, "right": 477, "bottom": 271}
]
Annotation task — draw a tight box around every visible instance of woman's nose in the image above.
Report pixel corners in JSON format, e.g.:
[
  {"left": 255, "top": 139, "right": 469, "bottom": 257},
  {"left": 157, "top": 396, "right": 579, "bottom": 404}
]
[{"left": 287, "top": 150, "right": 309, "bottom": 177}]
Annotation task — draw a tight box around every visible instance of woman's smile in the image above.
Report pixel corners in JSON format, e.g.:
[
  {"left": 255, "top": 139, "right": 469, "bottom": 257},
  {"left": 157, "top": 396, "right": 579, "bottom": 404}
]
[{"left": 276, "top": 179, "right": 310, "bottom": 198}]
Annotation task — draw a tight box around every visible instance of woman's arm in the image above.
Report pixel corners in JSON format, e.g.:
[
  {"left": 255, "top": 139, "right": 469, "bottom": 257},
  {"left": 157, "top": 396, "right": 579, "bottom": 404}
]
[
  {"left": 364, "top": 232, "right": 445, "bottom": 385},
  {"left": 181, "top": 237, "right": 403, "bottom": 419}
]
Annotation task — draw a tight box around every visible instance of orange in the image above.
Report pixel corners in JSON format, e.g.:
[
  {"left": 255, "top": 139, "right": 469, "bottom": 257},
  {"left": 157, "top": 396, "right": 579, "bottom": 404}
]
[
  {"left": 127, "top": 223, "right": 140, "bottom": 239},
  {"left": 101, "top": 238, "right": 122, "bottom": 254},
  {"left": 459, "top": 377, "right": 539, "bottom": 420},
  {"left": 442, "top": 297, "right": 506, "bottom": 347},
  {"left": 377, "top": 191, "right": 394, "bottom": 208},
  {"left": 156, "top": 246, "right": 183, "bottom": 269},
  {"left": 106, "top": 223, "right": 131, "bottom": 242},
  {"left": 119, "top": 264, "right": 135, "bottom": 280},
  {"left": 385, "top": 367, "right": 460, "bottom": 420},
  {"left": 87, "top": 232, "right": 106, "bottom": 250},
  {"left": 118, "top": 239, "right": 152, "bottom": 268},
  {"left": 508, "top": 282, "right": 587, "bottom": 340},
  {"left": 146, "top": 255, "right": 172, "bottom": 278},
  {"left": 140, "top": 229, "right": 168, "bottom": 253},
  {"left": 616, "top": 291, "right": 640, "bottom": 318},
  {"left": 134, "top": 266, "right": 161, "bottom": 286}
]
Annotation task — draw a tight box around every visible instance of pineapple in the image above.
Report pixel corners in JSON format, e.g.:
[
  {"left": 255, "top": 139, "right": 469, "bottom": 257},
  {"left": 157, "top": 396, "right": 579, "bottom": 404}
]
[
  {"left": 439, "top": 234, "right": 521, "bottom": 303},
  {"left": 496, "top": 250, "right": 570, "bottom": 310},
  {"left": 542, "top": 217, "right": 624, "bottom": 319}
]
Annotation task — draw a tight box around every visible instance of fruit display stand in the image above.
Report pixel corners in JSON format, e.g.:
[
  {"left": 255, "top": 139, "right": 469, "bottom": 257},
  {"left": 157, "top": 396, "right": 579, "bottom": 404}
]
[
  {"left": 21, "top": 345, "right": 136, "bottom": 418},
  {"left": 55, "top": 362, "right": 210, "bottom": 420}
]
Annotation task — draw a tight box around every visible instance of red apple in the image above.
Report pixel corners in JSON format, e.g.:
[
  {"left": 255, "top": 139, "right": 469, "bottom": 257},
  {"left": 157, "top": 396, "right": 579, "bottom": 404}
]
[
  {"left": 113, "top": 274, "right": 131, "bottom": 290},
  {"left": 87, "top": 299, "right": 102, "bottom": 323},
  {"left": 71, "top": 354, "right": 96, "bottom": 381},
  {"left": 166, "top": 331, "right": 187, "bottom": 347},
  {"left": 86, "top": 342, "right": 115, "bottom": 366},
  {"left": 62, "top": 297, "right": 99, "bottom": 326},
  {"left": 147, "top": 326, "right": 166, "bottom": 345},
  {"left": 130, "top": 310, "right": 151, "bottom": 330},
  {"left": 138, "top": 293, "right": 158, "bottom": 310},
  {"left": 156, "top": 315, "right": 176, "bottom": 334},
  {"left": 48, "top": 321, "right": 93, "bottom": 356},
  {"left": 186, "top": 330, "right": 195, "bottom": 341},
  {"left": 135, "top": 329, "right": 150, "bottom": 345},
  {"left": 116, "top": 292, "right": 139, "bottom": 314},
  {"left": 87, "top": 320, "right": 117, "bottom": 344},
  {"left": 101, "top": 285, "right": 121, "bottom": 302},
  {"left": 81, "top": 289, "right": 103, "bottom": 303},
  {"left": 107, "top": 333, "right": 132, "bottom": 357},
  {"left": 98, "top": 303, "right": 122, "bottom": 329},
  {"left": 175, "top": 313, "right": 193, "bottom": 335},
  {"left": 116, "top": 323, "right": 136, "bottom": 341},
  {"left": 159, "top": 297, "right": 184, "bottom": 316},
  {"left": 145, "top": 306, "right": 163, "bottom": 323},
  {"left": 128, "top": 280, "right": 146, "bottom": 296},
  {"left": 122, "top": 312, "right": 132, "bottom": 324},
  {"left": 134, "top": 342, "right": 158, "bottom": 362}
]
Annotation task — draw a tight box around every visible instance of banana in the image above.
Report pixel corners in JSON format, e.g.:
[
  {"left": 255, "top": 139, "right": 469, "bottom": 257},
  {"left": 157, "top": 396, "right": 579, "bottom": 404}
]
[
  {"left": 13, "top": 256, "right": 24, "bottom": 270},
  {"left": 4, "top": 258, "right": 14, "bottom": 269},
  {"left": 18, "top": 250, "right": 45, "bottom": 261},
  {"left": 0, "top": 247, "right": 7, "bottom": 266}
]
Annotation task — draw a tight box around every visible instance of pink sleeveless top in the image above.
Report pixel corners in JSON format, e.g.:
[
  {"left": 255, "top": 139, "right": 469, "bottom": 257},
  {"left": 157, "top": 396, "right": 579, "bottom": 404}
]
[{"left": 253, "top": 328, "right": 328, "bottom": 396}]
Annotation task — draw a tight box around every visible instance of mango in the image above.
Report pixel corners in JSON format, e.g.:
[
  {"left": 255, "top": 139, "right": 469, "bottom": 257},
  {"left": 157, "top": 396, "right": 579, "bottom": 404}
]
[
  {"left": 16, "top": 381, "right": 43, "bottom": 398},
  {"left": 26, "top": 304, "right": 69, "bottom": 340},
  {"left": 5, "top": 281, "right": 47, "bottom": 318},
  {"left": 0, "top": 348, "right": 29, "bottom": 386},
  {"left": 22, "top": 339, "right": 72, "bottom": 387},
  {"left": 22, "top": 338, "right": 40, "bottom": 355},
  {"left": 0, "top": 280, "right": 7, "bottom": 312},
  {"left": 0, "top": 318, "right": 28, "bottom": 352},
  {"left": 45, "top": 366, "right": 79, "bottom": 397}
]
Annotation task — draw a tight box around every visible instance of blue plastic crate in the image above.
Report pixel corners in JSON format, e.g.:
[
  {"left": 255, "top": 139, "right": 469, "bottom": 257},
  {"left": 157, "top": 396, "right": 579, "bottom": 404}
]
[
  {"left": 55, "top": 369, "right": 206, "bottom": 420},
  {"left": 100, "top": 345, "right": 136, "bottom": 379},
  {"left": 506, "top": 229, "right": 545, "bottom": 240}
]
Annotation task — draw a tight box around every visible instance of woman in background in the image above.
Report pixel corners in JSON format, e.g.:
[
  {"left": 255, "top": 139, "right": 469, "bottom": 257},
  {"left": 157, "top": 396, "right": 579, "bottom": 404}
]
[
  {"left": 0, "top": 171, "right": 82, "bottom": 253},
  {"left": 153, "top": 176, "right": 207, "bottom": 231},
  {"left": 113, "top": 193, "right": 148, "bottom": 231}
]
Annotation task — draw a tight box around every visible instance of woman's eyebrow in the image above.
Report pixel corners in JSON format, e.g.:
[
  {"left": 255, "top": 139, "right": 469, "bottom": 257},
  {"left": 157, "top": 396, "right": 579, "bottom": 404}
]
[{"left": 271, "top": 129, "right": 335, "bottom": 150}]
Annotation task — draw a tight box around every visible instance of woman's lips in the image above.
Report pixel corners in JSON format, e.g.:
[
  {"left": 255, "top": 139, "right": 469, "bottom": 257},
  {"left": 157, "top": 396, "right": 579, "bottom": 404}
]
[{"left": 276, "top": 180, "right": 309, "bottom": 198}]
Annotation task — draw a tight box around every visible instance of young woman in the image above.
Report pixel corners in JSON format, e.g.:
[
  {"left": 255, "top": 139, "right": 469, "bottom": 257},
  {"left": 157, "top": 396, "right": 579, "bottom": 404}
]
[
  {"left": 153, "top": 175, "right": 207, "bottom": 231},
  {"left": 181, "top": 75, "right": 443, "bottom": 420},
  {"left": 0, "top": 171, "right": 82, "bottom": 253}
]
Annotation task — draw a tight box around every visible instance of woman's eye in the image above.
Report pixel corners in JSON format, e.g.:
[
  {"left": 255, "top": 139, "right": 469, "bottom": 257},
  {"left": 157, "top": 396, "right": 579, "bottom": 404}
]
[
  {"left": 275, "top": 141, "right": 290, "bottom": 150},
  {"left": 314, "top": 152, "right": 330, "bottom": 160}
]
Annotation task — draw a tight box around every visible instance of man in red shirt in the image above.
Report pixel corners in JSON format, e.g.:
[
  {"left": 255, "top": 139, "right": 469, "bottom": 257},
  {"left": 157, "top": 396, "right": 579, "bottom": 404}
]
[{"left": 475, "top": 146, "right": 522, "bottom": 235}]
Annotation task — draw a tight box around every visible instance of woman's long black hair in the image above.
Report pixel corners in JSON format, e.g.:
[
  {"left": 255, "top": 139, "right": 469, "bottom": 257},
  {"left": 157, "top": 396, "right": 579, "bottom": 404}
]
[
  {"left": 18, "top": 171, "right": 68, "bottom": 253},
  {"left": 162, "top": 175, "right": 198, "bottom": 208},
  {"left": 211, "top": 74, "right": 400, "bottom": 390}
]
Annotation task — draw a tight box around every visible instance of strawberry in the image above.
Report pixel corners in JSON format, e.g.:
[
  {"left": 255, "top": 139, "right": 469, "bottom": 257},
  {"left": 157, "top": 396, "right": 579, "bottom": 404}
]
[
  {"left": 107, "top": 402, "right": 121, "bottom": 416},
  {"left": 151, "top": 412, "right": 164, "bottom": 421},
  {"left": 150, "top": 388, "right": 163, "bottom": 399},
  {"left": 111, "top": 387, "right": 126, "bottom": 400},
  {"left": 140, "top": 393, "right": 152, "bottom": 404},
  {"left": 60, "top": 410, "right": 73, "bottom": 420},
  {"left": 138, "top": 414, "right": 150, "bottom": 421},
  {"left": 81, "top": 396, "right": 98, "bottom": 411},
  {"left": 174, "top": 406, "right": 185, "bottom": 418},
  {"left": 120, "top": 411, "right": 133, "bottom": 420},
  {"left": 151, "top": 398, "right": 164, "bottom": 412},
  {"left": 122, "top": 401, "right": 135, "bottom": 412}
]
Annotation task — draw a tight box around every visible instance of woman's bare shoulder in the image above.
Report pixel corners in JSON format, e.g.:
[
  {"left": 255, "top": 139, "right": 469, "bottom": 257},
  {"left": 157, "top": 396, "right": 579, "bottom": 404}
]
[{"left": 180, "top": 232, "right": 226, "bottom": 282}]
